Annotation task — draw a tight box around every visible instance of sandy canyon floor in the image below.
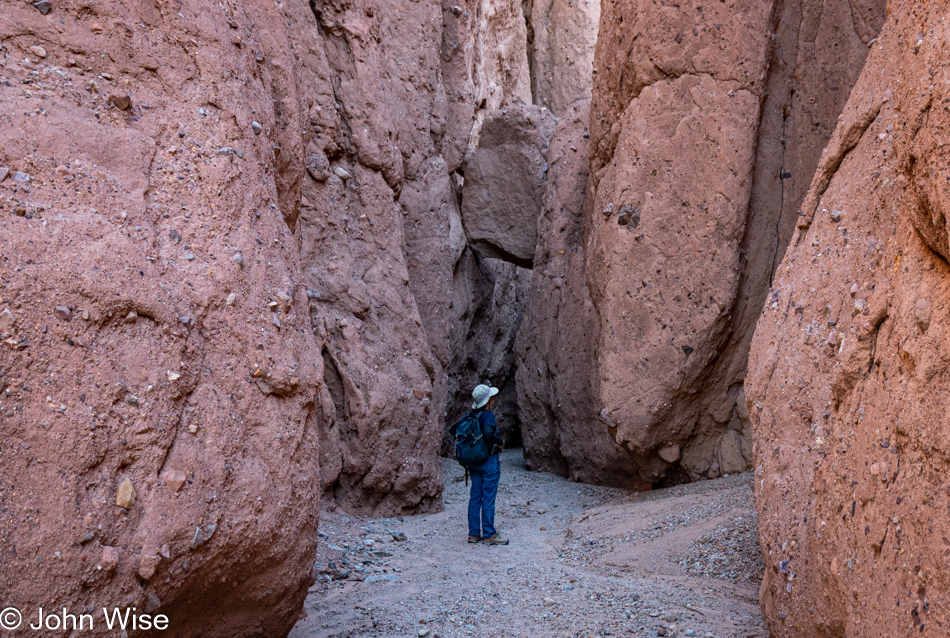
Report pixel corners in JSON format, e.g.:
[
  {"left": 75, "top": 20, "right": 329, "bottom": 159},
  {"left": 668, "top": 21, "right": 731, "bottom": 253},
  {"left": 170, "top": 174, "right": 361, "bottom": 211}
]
[{"left": 290, "top": 450, "right": 769, "bottom": 638}]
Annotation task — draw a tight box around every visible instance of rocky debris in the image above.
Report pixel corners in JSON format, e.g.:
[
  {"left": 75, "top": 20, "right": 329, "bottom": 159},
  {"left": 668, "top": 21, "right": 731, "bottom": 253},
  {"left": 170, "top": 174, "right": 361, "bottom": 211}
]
[
  {"left": 746, "top": 1, "right": 950, "bottom": 635},
  {"left": 460, "top": 103, "right": 557, "bottom": 267},
  {"left": 100, "top": 546, "right": 120, "bottom": 571},
  {"left": 291, "top": 452, "right": 767, "bottom": 638},
  {"left": 53, "top": 305, "right": 71, "bottom": 321},
  {"left": 33, "top": 0, "right": 51, "bottom": 14},
  {"left": 138, "top": 554, "right": 161, "bottom": 580},
  {"left": 29, "top": 45, "right": 46, "bottom": 59}
]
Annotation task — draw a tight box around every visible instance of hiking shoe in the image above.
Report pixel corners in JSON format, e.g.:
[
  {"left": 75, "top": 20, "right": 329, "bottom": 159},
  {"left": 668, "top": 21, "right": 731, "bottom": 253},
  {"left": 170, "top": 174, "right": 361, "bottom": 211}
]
[
  {"left": 482, "top": 533, "right": 509, "bottom": 545},
  {"left": 467, "top": 535, "right": 482, "bottom": 543}
]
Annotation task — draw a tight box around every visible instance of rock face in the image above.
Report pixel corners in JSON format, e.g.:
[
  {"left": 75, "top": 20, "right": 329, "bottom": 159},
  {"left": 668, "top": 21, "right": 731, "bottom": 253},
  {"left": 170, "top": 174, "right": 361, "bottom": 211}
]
[
  {"left": 526, "top": 0, "right": 600, "bottom": 114},
  {"left": 460, "top": 103, "right": 557, "bottom": 268},
  {"left": 0, "top": 0, "right": 532, "bottom": 634},
  {"left": 747, "top": 1, "right": 950, "bottom": 634},
  {"left": 516, "top": 100, "right": 645, "bottom": 486},
  {"left": 0, "top": 1, "right": 323, "bottom": 634},
  {"left": 544, "top": 0, "right": 888, "bottom": 485}
]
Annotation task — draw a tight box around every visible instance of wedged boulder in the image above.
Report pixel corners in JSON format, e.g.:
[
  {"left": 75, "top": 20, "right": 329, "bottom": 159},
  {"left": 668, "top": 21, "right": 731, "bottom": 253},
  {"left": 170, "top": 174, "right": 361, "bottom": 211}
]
[
  {"left": 747, "top": 1, "right": 950, "bottom": 634},
  {"left": 460, "top": 103, "right": 557, "bottom": 268}
]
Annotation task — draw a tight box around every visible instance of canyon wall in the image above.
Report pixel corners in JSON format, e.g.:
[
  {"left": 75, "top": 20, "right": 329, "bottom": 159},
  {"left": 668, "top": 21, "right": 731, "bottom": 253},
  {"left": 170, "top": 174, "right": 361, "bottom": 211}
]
[
  {"left": 516, "top": 0, "right": 886, "bottom": 486},
  {"left": 0, "top": 0, "right": 534, "bottom": 633},
  {"left": 747, "top": 0, "right": 950, "bottom": 634}
]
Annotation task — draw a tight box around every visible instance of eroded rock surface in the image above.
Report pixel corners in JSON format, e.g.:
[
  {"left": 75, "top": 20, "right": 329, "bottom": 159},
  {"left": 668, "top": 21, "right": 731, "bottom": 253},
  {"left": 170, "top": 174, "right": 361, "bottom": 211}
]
[
  {"left": 747, "top": 1, "right": 950, "bottom": 634},
  {"left": 0, "top": 1, "right": 323, "bottom": 634},
  {"left": 566, "top": 0, "right": 886, "bottom": 484},
  {"left": 516, "top": 100, "right": 644, "bottom": 487},
  {"left": 526, "top": 0, "right": 600, "bottom": 114}
]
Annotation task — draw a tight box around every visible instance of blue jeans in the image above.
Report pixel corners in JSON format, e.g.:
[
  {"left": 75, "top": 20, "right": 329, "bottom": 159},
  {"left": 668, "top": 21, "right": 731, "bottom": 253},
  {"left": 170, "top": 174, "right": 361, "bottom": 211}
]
[{"left": 468, "top": 455, "right": 500, "bottom": 538}]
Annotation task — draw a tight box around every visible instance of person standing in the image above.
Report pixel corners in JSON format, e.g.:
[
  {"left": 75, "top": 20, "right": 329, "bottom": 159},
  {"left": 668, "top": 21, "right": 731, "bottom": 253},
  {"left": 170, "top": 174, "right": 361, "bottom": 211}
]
[{"left": 460, "top": 383, "right": 508, "bottom": 545}]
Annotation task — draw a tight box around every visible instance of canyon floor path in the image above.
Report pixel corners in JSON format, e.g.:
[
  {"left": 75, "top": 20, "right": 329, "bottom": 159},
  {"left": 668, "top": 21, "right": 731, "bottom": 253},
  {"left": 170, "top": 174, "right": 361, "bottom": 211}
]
[{"left": 291, "top": 450, "right": 769, "bottom": 638}]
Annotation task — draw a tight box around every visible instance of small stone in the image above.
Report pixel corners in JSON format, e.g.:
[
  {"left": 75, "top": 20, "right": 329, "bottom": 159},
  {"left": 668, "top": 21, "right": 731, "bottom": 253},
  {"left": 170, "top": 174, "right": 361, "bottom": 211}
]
[
  {"left": 125, "top": 394, "right": 139, "bottom": 406},
  {"left": 681, "top": 345, "right": 693, "bottom": 355},
  {"left": 184, "top": 252, "right": 195, "bottom": 260},
  {"left": 216, "top": 146, "right": 236, "bottom": 156},
  {"left": 251, "top": 121, "right": 262, "bottom": 135},
  {"left": 543, "top": 597, "right": 555, "bottom": 607},
  {"left": 108, "top": 94, "right": 132, "bottom": 111},
  {"left": 159, "top": 544, "right": 171, "bottom": 560},
  {"left": 115, "top": 478, "right": 137, "bottom": 509},
  {"left": 854, "top": 298, "right": 866, "bottom": 313},
  {"left": 333, "top": 166, "right": 351, "bottom": 180},
  {"left": 54, "top": 305, "right": 71, "bottom": 321},
  {"left": 0, "top": 168, "right": 8, "bottom": 182},
  {"left": 0, "top": 309, "right": 14, "bottom": 329},
  {"left": 29, "top": 45, "right": 47, "bottom": 59},
  {"left": 167, "top": 370, "right": 181, "bottom": 381},
  {"left": 55, "top": 165, "right": 69, "bottom": 176},
  {"left": 13, "top": 171, "right": 31, "bottom": 184},
  {"left": 418, "top": 629, "right": 430, "bottom": 637},
  {"left": 188, "top": 424, "right": 199, "bottom": 434},
  {"left": 124, "top": 311, "right": 138, "bottom": 323},
  {"left": 79, "top": 532, "right": 95, "bottom": 545},
  {"left": 915, "top": 298, "right": 932, "bottom": 332},
  {"left": 161, "top": 469, "right": 187, "bottom": 492},
  {"left": 658, "top": 444, "right": 681, "bottom": 463},
  {"left": 144, "top": 592, "right": 161, "bottom": 614},
  {"left": 827, "top": 331, "right": 837, "bottom": 346},
  {"left": 231, "top": 253, "right": 243, "bottom": 266},
  {"left": 100, "top": 546, "right": 120, "bottom": 571},
  {"left": 81, "top": 310, "right": 90, "bottom": 320},
  {"left": 191, "top": 526, "right": 207, "bottom": 549},
  {"left": 333, "top": 569, "right": 351, "bottom": 580},
  {"left": 391, "top": 530, "right": 408, "bottom": 542},
  {"left": 138, "top": 554, "right": 161, "bottom": 580},
  {"left": 830, "top": 209, "right": 842, "bottom": 222},
  {"left": 850, "top": 283, "right": 859, "bottom": 296},
  {"left": 33, "top": 0, "right": 52, "bottom": 14},
  {"left": 226, "top": 293, "right": 237, "bottom": 306}
]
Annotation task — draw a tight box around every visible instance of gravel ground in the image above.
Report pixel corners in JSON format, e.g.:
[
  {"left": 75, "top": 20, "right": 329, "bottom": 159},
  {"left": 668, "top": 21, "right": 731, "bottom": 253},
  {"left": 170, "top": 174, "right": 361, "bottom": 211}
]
[{"left": 290, "top": 450, "right": 769, "bottom": 638}]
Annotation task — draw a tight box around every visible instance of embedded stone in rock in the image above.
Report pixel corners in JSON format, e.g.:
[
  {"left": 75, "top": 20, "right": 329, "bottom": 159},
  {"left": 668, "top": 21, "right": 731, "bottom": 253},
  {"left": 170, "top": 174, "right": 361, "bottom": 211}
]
[
  {"left": 306, "top": 151, "right": 330, "bottom": 182},
  {"left": 658, "top": 445, "right": 681, "bottom": 464},
  {"left": 53, "top": 306, "right": 71, "bottom": 321},
  {"left": 251, "top": 121, "right": 262, "bottom": 135},
  {"left": 33, "top": 0, "right": 51, "bottom": 14},
  {"left": 0, "top": 309, "right": 14, "bottom": 329},
  {"left": 160, "top": 469, "right": 187, "bottom": 493},
  {"left": 115, "top": 478, "right": 136, "bottom": 509},
  {"left": 139, "top": 554, "right": 161, "bottom": 580},
  {"left": 460, "top": 103, "right": 557, "bottom": 267},
  {"left": 108, "top": 94, "right": 131, "bottom": 111},
  {"left": 29, "top": 46, "right": 47, "bottom": 59},
  {"left": 101, "top": 546, "right": 120, "bottom": 571}
]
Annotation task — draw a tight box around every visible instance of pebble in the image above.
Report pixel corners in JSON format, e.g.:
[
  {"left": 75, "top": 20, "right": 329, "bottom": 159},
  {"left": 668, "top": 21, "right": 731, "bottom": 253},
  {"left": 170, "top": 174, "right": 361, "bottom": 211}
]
[
  {"left": 231, "top": 253, "right": 243, "bottom": 266},
  {"left": 33, "top": 0, "right": 52, "bottom": 14},
  {"left": 53, "top": 305, "right": 71, "bottom": 321},
  {"left": 13, "top": 171, "right": 31, "bottom": 184},
  {"left": 226, "top": 293, "right": 237, "bottom": 306},
  {"left": 124, "top": 311, "right": 138, "bottom": 323},
  {"left": 418, "top": 629, "right": 430, "bottom": 637},
  {"left": 830, "top": 209, "right": 842, "bottom": 222},
  {"left": 138, "top": 554, "right": 160, "bottom": 580},
  {"left": 29, "top": 45, "right": 47, "bottom": 59},
  {"left": 543, "top": 597, "right": 556, "bottom": 607},
  {"left": 161, "top": 469, "right": 187, "bottom": 492},
  {"left": 0, "top": 168, "right": 8, "bottom": 182},
  {"left": 116, "top": 478, "right": 137, "bottom": 509},
  {"left": 0, "top": 308, "right": 14, "bottom": 329},
  {"left": 167, "top": 370, "right": 181, "bottom": 381},
  {"left": 108, "top": 94, "right": 132, "bottom": 111},
  {"left": 333, "top": 166, "right": 351, "bottom": 180},
  {"left": 100, "top": 546, "right": 119, "bottom": 571},
  {"left": 391, "top": 530, "right": 408, "bottom": 542},
  {"left": 81, "top": 310, "right": 90, "bottom": 320},
  {"left": 252, "top": 121, "right": 262, "bottom": 135}
]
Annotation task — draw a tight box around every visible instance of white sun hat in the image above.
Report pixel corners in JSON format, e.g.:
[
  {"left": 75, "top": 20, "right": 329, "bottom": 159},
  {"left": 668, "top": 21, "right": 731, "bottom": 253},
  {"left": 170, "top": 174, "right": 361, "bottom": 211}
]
[{"left": 471, "top": 383, "right": 500, "bottom": 409}]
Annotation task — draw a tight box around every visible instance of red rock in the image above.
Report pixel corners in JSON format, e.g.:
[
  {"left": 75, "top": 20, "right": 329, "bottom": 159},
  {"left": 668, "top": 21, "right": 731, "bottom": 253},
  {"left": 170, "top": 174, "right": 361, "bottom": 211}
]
[
  {"left": 160, "top": 470, "right": 187, "bottom": 493},
  {"left": 746, "top": 1, "right": 950, "bottom": 635}
]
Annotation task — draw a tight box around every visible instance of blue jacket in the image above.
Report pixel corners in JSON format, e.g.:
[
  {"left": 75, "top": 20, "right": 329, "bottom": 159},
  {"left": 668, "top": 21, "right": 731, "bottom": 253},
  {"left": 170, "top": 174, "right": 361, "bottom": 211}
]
[{"left": 471, "top": 408, "right": 503, "bottom": 455}]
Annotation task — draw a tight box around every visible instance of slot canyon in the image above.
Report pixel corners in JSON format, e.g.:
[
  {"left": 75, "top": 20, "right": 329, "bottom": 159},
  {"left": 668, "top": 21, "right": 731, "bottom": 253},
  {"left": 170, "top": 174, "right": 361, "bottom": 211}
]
[{"left": 0, "top": 0, "right": 947, "bottom": 636}]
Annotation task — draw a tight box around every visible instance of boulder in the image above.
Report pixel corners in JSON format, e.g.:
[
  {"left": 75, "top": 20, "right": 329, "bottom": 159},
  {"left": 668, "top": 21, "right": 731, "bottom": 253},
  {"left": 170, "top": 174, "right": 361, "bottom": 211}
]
[{"left": 461, "top": 103, "right": 557, "bottom": 267}]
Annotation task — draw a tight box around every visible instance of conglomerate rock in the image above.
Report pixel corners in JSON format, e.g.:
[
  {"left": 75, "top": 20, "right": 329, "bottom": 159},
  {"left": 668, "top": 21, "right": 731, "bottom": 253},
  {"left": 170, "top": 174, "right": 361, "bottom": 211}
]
[
  {"left": 0, "top": 0, "right": 534, "bottom": 633},
  {"left": 747, "top": 1, "right": 950, "bottom": 634}
]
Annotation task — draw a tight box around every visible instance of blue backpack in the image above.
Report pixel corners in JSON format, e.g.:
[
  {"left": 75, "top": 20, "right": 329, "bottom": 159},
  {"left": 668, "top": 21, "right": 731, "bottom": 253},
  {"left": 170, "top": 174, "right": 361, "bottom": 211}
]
[{"left": 453, "top": 411, "right": 490, "bottom": 469}]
